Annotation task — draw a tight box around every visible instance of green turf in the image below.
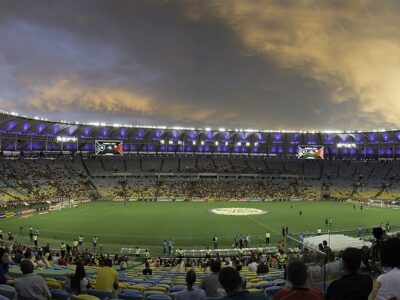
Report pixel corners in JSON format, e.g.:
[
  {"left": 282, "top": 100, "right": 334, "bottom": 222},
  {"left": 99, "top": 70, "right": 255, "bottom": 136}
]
[{"left": 0, "top": 201, "right": 399, "bottom": 254}]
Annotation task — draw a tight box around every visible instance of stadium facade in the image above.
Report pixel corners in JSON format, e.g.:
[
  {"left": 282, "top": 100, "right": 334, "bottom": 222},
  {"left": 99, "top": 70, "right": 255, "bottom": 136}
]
[{"left": 0, "top": 111, "right": 399, "bottom": 159}]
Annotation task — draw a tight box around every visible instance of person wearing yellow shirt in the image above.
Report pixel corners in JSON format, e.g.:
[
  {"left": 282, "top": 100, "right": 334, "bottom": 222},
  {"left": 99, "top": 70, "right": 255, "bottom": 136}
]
[{"left": 95, "top": 258, "right": 118, "bottom": 291}]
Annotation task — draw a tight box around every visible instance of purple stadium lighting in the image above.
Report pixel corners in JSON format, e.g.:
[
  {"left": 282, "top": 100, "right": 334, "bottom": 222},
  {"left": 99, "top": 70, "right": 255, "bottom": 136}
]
[
  {"left": 38, "top": 124, "right": 45, "bottom": 133},
  {"left": 23, "top": 123, "right": 30, "bottom": 132},
  {"left": 102, "top": 128, "right": 108, "bottom": 137},
  {"left": 8, "top": 121, "right": 15, "bottom": 130}
]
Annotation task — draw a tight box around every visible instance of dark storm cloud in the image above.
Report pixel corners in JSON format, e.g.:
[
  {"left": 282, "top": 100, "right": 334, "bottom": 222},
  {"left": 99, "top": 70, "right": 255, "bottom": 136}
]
[{"left": 0, "top": 0, "right": 398, "bottom": 130}]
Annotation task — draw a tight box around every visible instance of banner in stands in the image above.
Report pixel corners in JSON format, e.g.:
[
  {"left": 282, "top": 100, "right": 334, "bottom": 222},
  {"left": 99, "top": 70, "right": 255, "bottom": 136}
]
[
  {"left": 21, "top": 209, "right": 35, "bottom": 217},
  {"left": 249, "top": 198, "right": 263, "bottom": 202},
  {"left": 190, "top": 199, "right": 205, "bottom": 202},
  {"left": 297, "top": 145, "right": 324, "bottom": 159},
  {"left": 156, "top": 198, "right": 174, "bottom": 202},
  {"left": 95, "top": 140, "right": 123, "bottom": 156}
]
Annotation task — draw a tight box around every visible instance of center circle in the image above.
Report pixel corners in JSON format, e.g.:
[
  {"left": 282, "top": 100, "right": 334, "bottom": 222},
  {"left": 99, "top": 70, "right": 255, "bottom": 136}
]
[{"left": 210, "top": 207, "right": 267, "bottom": 216}]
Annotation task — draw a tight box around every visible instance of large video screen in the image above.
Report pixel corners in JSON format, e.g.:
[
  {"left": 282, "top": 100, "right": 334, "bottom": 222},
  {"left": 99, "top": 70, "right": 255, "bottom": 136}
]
[
  {"left": 297, "top": 145, "right": 324, "bottom": 159},
  {"left": 95, "top": 140, "right": 123, "bottom": 156}
]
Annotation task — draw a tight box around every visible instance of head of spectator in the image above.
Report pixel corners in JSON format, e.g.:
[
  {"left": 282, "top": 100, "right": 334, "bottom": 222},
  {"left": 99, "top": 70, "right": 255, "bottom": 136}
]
[
  {"left": 287, "top": 260, "right": 308, "bottom": 288},
  {"left": 210, "top": 260, "right": 221, "bottom": 273},
  {"left": 380, "top": 238, "right": 400, "bottom": 268},
  {"left": 341, "top": 247, "right": 361, "bottom": 273},
  {"left": 373, "top": 227, "right": 384, "bottom": 240},
  {"left": 186, "top": 269, "right": 196, "bottom": 290},
  {"left": 24, "top": 251, "right": 32, "bottom": 260},
  {"left": 20, "top": 259, "right": 34, "bottom": 275},
  {"left": 219, "top": 266, "right": 243, "bottom": 294},
  {"left": 104, "top": 258, "right": 113, "bottom": 267}
]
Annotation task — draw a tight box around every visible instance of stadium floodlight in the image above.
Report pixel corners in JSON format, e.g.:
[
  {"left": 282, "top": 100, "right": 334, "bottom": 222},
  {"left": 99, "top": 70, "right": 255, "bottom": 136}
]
[
  {"left": 205, "top": 127, "right": 211, "bottom": 131},
  {"left": 218, "top": 128, "right": 225, "bottom": 132},
  {"left": 337, "top": 143, "right": 357, "bottom": 148},
  {"left": 201, "top": 141, "right": 205, "bottom": 145},
  {"left": 177, "top": 140, "right": 183, "bottom": 145},
  {"left": 225, "top": 141, "right": 229, "bottom": 146},
  {"left": 237, "top": 142, "right": 241, "bottom": 146},
  {"left": 168, "top": 140, "right": 174, "bottom": 145},
  {"left": 56, "top": 136, "right": 77, "bottom": 143},
  {"left": 254, "top": 142, "right": 259, "bottom": 146},
  {"left": 192, "top": 141, "right": 197, "bottom": 145},
  {"left": 215, "top": 141, "right": 219, "bottom": 146},
  {"left": 160, "top": 140, "right": 165, "bottom": 144},
  {"left": 246, "top": 142, "right": 251, "bottom": 147}
]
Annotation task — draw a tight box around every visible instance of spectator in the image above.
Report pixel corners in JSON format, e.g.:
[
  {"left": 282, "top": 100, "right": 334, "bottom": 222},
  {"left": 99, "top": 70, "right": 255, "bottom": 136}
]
[
  {"left": 176, "top": 269, "right": 207, "bottom": 300},
  {"left": 143, "top": 259, "right": 152, "bottom": 275},
  {"left": 0, "top": 249, "right": 13, "bottom": 285},
  {"left": 57, "top": 252, "right": 67, "bottom": 266},
  {"left": 256, "top": 261, "right": 269, "bottom": 275},
  {"left": 373, "top": 238, "right": 400, "bottom": 300},
  {"left": 120, "top": 259, "right": 127, "bottom": 271},
  {"left": 15, "top": 259, "right": 51, "bottom": 300},
  {"left": 219, "top": 266, "right": 264, "bottom": 299},
  {"left": 326, "top": 247, "right": 372, "bottom": 300},
  {"left": 22, "top": 250, "right": 37, "bottom": 268},
  {"left": 95, "top": 258, "right": 118, "bottom": 291},
  {"left": 200, "top": 260, "right": 223, "bottom": 297},
  {"left": 273, "top": 260, "right": 325, "bottom": 300},
  {"left": 71, "top": 261, "right": 90, "bottom": 294},
  {"left": 322, "top": 240, "right": 332, "bottom": 254},
  {"left": 248, "top": 259, "right": 258, "bottom": 272}
]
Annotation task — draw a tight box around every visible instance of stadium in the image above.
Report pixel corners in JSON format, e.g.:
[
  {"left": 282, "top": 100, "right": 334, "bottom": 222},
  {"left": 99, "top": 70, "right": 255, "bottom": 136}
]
[
  {"left": 0, "top": 109, "right": 400, "bottom": 299},
  {"left": 1, "top": 1, "right": 400, "bottom": 299}
]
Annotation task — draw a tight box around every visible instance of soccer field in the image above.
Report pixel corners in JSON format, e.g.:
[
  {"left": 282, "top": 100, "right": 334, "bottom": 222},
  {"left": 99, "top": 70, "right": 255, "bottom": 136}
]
[{"left": 1, "top": 201, "right": 399, "bottom": 254}]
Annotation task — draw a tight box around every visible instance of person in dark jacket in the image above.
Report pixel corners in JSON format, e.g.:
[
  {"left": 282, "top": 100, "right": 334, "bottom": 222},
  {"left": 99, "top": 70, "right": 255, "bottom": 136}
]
[{"left": 326, "top": 247, "right": 372, "bottom": 300}]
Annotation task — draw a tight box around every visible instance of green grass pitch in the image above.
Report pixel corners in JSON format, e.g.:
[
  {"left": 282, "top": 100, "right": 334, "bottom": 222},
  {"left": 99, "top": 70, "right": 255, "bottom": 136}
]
[{"left": 0, "top": 201, "right": 399, "bottom": 254}]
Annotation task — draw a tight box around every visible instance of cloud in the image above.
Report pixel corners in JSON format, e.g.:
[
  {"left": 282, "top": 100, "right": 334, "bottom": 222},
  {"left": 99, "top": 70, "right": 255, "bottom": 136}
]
[
  {"left": 23, "top": 74, "right": 225, "bottom": 126},
  {"left": 0, "top": 0, "right": 399, "bottom": 130},
  {"left": 26, "top": 76, "right": 152, "bottom": 114},
  {"left": 191, "top": 0, "right": 400, "bottom": 126}
]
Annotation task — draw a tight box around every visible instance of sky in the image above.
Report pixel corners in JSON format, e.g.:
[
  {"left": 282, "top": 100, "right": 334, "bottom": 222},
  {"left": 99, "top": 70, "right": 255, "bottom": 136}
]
[{"left": 0, "top": 0, "right": 399, "bottom": 131}]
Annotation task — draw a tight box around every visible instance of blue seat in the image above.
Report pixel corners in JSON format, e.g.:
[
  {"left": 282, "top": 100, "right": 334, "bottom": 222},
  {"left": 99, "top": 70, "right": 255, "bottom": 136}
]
[
  {"left": 264, "top": 286, "right": 281, "bottom": 300},
  {"left": 88, "top": 289, "right": 113, "bottom": 299},
  {"left": 256, "top": 281, "right": 275, "bottom": 289},
  {"left": 0, "top": 284, "right": 16, "bottom": 300},
  {"left": 50, "top": 289, "right": 70, "bottom": 300},
  {"left": 169, "top": 285, "right": 185, "bottom": 293},
  {"left": 118, "top": 290, "right": 143, "bottom": 299},
  {"left": 146, "top": 294, "right": 171, "bottom": 300}
]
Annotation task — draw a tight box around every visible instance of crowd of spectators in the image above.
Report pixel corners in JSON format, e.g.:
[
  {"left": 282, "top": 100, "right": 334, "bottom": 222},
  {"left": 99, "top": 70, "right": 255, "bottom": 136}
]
[
  {"left": 0, "top": 230, "right": 398, "bottom": 299},
  {"left": 1, "top": 155, "right": 400, "bottom": 205}
]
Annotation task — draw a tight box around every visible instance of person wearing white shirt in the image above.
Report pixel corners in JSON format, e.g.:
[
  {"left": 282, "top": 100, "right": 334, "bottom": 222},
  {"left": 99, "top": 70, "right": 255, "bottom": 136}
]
[
  {"left": 248, "top": 260, "right": 258, "bottom": 272},
  {"left": 373, "top": 238, "right": 400, "bottom": 300}
]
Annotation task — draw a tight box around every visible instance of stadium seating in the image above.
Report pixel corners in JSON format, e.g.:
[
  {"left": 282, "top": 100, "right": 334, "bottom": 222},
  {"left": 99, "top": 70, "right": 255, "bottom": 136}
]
[{"left": 0, "top": 284, "right": 15, "bottom": 299}]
